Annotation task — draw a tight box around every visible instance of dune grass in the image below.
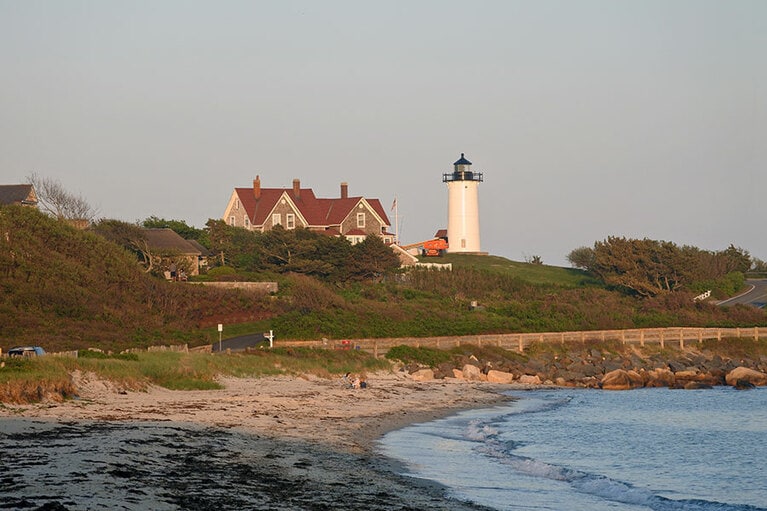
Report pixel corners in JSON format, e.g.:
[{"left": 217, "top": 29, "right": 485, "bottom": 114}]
[{"left": 0, "top": 348, "right": 393, "bottom": 404}]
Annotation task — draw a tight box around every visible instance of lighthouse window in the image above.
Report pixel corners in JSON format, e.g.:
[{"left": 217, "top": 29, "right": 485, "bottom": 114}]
[{"left": 357, "top": 212, "right": 366, "bottom": 228}]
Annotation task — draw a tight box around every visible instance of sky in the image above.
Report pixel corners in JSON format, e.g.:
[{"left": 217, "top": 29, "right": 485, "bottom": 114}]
[{"left": 1, "top": 1, "right": 765, "bottom": 267}]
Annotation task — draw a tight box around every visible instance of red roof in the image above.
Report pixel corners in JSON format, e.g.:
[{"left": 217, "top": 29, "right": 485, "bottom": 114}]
[{"left": 235, "top": 185, "right": 391, "bottom": 228}]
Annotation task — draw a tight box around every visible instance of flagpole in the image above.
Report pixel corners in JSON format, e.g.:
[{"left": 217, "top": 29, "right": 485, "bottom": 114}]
[{"left": 391, "top": 196, "right": 399, "bottom": 245}]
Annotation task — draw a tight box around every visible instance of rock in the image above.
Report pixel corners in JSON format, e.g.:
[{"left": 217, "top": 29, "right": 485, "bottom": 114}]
[
  {"left": 452, "top": 368, "right": 464, "bottom": 379},
  {"left": 674, "top": 369, "right": 700, "bottom": 380},
  {"left": 600, "top": 369, "right": 644, "bottom": 391},
  {"left": 486, "top": 370, "right": 515, "bottom": 384},
  {"left": 518, "top": 374, "right": 541, "bottom": 385},
  {"left": 462, "top": 364, "right": 482, "bottom": 381},
  {"left": 725, "top": 367, "right": 767, "bottom": 387},
  {"left": 734, "top": 379, "right": 756, "bottom": 390},
  {"left": 410, "top": 368, "right": 434, "bottom": 381}
]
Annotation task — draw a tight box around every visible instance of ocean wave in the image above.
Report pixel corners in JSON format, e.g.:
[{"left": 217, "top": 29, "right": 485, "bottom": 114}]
[{"left": 471, "top": 435, "right": 766, "bottom": 511}]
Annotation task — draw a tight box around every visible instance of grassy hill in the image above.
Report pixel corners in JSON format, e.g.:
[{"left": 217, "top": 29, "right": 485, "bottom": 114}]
[
  {"left": 420, "top": 253, "right": 600, "bottom": 287},
  {"left": 0, "top": 206, "right": 267, "bottom": 352},
  {"left": 1, "top": 205, "right": 765, "bottom": 354}
]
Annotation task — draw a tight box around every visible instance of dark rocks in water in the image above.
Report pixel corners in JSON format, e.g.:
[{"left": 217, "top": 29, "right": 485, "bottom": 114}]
[
  {"left": 734, "top": 379, "right": 756, "bottom": 390},
  {"left": 683, "top": 382, "right": 713, "bottom": 390}
]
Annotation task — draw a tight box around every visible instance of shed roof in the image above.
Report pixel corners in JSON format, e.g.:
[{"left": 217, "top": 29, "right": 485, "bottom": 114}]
[
  {"left": 0, "top": 184, "right": 37, "bottom": 206},
  {"left": 143, "top": 228, "right": 201, "bottom": 255}
]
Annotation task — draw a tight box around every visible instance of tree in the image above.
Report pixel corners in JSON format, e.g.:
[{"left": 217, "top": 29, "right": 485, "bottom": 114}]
[
  {"left": 346, "top": 235, "right": 401, "bottom": 281},
  {"left": 27, "top": 173, "right": 98, "bottom": 223},
  {"left": 719, "top": 244, "right": 751, "bottom": 274},
  {"left": 567, "top": 246, "right": 595, "bottom": 270},
  {"left": 590, "top": 237, "right": 688, "bottom": 297},
  {"left": 92, "top": 219, "right": 154, "bottom": 272}
]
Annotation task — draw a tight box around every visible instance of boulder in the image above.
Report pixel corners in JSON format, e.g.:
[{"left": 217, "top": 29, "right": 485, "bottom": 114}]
[
  {"left": 674, "top": 369, "right": 700, "bottom": 380},
  {"left": 518, "top": 374, "right": 541, "bottom": 385},
  {"left": 452, "top": 368, "right": 464, "bottom": 379},
  {"left": 486, "top": 370, "right": 515, "bottom": 384},
  {"left": 645, "top": 368, "right": 675, "bottom": 388},
  {"left": 410, "top": 368, "right": 434, "bottom": 381},
  {"left": 601, "top": 369, "right": 644, "bottom": 391},
  {"left": 725, "top": 367, "right": 767, "bottom": 387},
  {"left": 462, "top": 364, "right": 482, "bottom": 381}
]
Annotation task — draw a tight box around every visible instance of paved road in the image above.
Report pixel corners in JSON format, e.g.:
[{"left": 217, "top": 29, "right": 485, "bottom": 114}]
[
  {"left": 212, "top": 333, "right": 270, "bottom": 352},
  {"left": 718, "top": 279, "right": 767, "bottom": 309}
]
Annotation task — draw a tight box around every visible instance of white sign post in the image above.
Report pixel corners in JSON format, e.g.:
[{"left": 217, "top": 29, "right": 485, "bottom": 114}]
[
  {"left": 264, "top": 330, "right": 274, "bottom": 348},
  {"left": 218, "top": 323, "right": 223, "bottom": 353}
]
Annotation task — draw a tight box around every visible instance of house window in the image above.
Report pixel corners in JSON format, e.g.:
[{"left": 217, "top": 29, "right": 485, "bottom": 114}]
[
  {"left": 286, "top": 213, "right": 295, "bottom": 229},
  {"left": 229, "top": 216, "right": 235, "bottom": 226},
  {"left": 272, "top": 213, "right": 281, "bottom": 227},
  {"left": 357, "top": 212, "right": 365, "bottom": 228},
  {"left": 244, "top": 215, "right": 250, "bottom": 228},
  {"left": 235, "top": 199, "right": 240, "bottom": 210}
]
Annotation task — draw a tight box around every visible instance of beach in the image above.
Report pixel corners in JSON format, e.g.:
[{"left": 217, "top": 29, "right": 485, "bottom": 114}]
[{"left": 0, "top": 371, "right": 511, "bottom": 510}]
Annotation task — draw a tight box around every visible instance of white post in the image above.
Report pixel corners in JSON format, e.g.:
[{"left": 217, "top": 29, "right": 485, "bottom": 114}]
[{"left": 218, "top": 323, "right": 223, "bottom": 352}]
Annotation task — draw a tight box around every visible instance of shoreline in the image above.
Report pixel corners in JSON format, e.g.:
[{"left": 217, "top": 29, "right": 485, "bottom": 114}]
[{"left": 0, "top": 371, "right": 515, "bottom": 510}]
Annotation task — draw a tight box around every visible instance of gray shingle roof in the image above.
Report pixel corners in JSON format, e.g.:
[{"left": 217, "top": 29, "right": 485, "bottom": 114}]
[{"left": 0, "top": 184, "right": 37, "bottom": 206}]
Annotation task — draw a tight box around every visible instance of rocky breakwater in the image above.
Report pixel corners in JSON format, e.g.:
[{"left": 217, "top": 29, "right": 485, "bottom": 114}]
[{"left": 399, "top": 343, "right": 767, "bottom": 391}]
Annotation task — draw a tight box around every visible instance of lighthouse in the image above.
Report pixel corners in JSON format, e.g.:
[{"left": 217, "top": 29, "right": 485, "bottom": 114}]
[{"left": 443, "top": 153, "right": 483, "bottom": 253}]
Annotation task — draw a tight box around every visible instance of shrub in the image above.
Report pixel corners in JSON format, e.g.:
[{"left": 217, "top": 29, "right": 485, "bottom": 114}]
[{"left": 385, "top": 345, "right": 453, "bottom": 366}]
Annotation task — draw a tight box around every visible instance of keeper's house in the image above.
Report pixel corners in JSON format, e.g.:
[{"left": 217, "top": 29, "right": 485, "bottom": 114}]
[{"left": 223, "top": 176, "right": 393, "bottom": 244}]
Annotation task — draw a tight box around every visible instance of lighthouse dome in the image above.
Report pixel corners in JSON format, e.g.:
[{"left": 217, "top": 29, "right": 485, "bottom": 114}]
[{"left": 453, "top": 153, "right": 472, "bottom": 166}]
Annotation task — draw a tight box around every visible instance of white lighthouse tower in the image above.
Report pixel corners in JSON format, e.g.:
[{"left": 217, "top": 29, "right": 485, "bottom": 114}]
[{"left": 444, "top": 153, "right": 483, "bottom": 253}]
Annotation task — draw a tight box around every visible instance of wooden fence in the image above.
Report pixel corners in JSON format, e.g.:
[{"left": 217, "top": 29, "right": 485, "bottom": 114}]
[
  {"left": 276, "top": 326, "right": 767, "bottom": 357},
  {"left": 29, "top": 326, "right": 764, "bottom": 359}
]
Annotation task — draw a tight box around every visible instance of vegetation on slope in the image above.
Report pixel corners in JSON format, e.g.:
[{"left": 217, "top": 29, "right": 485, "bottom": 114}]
[
  {"left": 0, "top": 348, "right": 391, "bottom": 404},
  {"left": 0, "top": 206, "right": 268, "bottom": 351},
  {"left": 1, "top": 206, "right": 765, "bottom": 355}
]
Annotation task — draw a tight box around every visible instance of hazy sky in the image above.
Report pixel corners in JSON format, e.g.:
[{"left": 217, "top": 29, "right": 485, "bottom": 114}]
[{"left": 2, "top": 1, "right": 765, "bottom": 266}]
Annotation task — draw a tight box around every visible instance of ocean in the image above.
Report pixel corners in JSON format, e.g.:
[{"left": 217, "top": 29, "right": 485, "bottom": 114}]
[{"left": 378, "top": 387, "right": 767, "bottom": 511}]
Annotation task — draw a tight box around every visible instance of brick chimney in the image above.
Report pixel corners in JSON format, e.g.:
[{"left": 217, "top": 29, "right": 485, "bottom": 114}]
[
  {"left": 292, "top": 178, "right": 300, "bottom": 198},
  {"left": 253, "top": 175, "right": 261, "bottom": 199},
  {"left": 340, "top": 182, "right": 348, "bottom": 199}
]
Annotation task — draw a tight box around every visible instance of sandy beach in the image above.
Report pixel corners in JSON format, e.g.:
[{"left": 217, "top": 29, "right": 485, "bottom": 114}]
[{"left": 0, "top": 371, "right": 512, "bottom": 510}]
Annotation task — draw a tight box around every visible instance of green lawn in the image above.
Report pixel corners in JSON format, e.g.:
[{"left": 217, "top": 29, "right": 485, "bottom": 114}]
[{"left": 419, "top": 253, "right": 599, "bottom": 287}]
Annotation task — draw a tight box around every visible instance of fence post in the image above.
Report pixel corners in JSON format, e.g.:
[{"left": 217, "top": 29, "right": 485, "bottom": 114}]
[
  {"left": 660, "top": 330, "right": 665, "bottom": 349},
  {"left": 640, "top": 329, "right": 645, "bottom": 347},
  {"left": 755, "top": 327, "right": 759, "bottom": 341},
  {"left": 698, "top": 329, "right": 703, "bottom": 344},
  {"left": 621, "top": 330, "right": 625, "bottom": 345},
  {"left": 518, "top": 335, "right": 524, "bottom": 353},
  {"left": 679, "top": 329, "right": 684, "bottom": 350}
]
